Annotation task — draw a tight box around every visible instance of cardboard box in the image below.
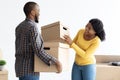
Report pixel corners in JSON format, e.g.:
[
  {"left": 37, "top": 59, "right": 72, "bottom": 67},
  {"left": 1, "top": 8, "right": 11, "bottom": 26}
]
[
  {"left": 34, "top": 42, "right": 69, "bottom": 72},
  {"left": 0, "top": 70, "right": 8, "bottom": 80},
  {"left": 95, "top": 55, "right": 120, "bottom": 80},
  {"left": 96, "top": 63, "right": 120, "bottom": 80},
  {"left": 95, "top": 55, "right": 120, "bottom": 63},
  {"left": 41, "top": 21, "right": 69, "bottom": 43}
]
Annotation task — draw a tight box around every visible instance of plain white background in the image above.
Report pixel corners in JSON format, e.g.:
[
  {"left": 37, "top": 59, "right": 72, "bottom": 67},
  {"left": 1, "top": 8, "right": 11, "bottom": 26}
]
[{"left": 0, "top": 0, "right": 120, "bottom": 80}]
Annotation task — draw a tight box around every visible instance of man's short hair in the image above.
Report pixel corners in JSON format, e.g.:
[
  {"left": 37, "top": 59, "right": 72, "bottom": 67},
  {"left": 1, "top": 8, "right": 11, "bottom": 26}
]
[{"left": 23, "top": 2, "right": 37, "bottom": 17}]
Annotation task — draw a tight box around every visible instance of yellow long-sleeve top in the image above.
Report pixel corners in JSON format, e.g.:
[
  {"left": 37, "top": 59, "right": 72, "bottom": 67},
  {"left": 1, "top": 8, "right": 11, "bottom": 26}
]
[{"left": 71, "top": 29, "right": 101, "bottom": 65}]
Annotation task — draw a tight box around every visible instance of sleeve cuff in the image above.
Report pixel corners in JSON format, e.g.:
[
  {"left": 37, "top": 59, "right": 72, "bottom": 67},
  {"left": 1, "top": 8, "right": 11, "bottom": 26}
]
[
  {"left": 49, "top": 57, "right": 57, "bottom": 66},
  {"left": 70, "top": 42, "right": 75, "bottom": 48}
]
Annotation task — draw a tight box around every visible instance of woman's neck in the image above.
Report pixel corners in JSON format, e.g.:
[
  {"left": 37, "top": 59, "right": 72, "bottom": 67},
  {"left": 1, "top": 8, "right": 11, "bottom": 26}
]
[{"left": 84, "top": 33, "right": 96, "bottom": 41}]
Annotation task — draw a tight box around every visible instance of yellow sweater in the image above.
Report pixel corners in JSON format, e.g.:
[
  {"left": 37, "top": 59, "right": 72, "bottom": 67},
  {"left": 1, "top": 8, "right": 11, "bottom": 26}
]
[{"left": 71, "top": 29, "right": 100, "bottom": 65}]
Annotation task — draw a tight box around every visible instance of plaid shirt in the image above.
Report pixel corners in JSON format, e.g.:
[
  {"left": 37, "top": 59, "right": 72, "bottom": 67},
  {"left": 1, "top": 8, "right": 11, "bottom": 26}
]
[{"left": 15, "top": 18, "right": 56, "bottom": 77}]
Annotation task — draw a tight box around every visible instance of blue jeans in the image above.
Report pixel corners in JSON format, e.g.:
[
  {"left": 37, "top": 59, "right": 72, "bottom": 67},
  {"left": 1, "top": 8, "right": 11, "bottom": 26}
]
[
  {"left": 72, "top": 63, "right": 96, "bottom": 80},
  {"left": 19, "top": 74, "right": 39, "bottom": 80}
]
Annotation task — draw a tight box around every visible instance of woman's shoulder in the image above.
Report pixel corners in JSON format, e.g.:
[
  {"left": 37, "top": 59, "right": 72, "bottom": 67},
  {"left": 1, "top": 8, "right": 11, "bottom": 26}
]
[
  {"left": 92, "top": 36, "right": 101, "bottom": 44},
  {"left": 78, "top": 28, "right": 85, "bottom": 34}
]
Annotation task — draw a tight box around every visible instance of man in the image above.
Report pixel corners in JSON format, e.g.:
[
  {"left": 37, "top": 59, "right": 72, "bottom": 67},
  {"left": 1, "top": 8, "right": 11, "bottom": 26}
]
[{"left": 15, "top": 2, "right": 62, "bottom": 80}]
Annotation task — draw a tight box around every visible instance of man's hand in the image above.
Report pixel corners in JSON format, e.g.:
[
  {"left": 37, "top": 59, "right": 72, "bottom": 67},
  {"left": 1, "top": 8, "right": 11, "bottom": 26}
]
[{"left": 55, "top": 60, "right": 62, "bottom": 73}]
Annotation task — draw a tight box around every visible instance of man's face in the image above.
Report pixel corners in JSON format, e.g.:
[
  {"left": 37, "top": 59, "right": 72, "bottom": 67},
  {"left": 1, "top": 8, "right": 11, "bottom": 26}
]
[{"left": 33, "top": 5, "right": 40, "bottom": 23}]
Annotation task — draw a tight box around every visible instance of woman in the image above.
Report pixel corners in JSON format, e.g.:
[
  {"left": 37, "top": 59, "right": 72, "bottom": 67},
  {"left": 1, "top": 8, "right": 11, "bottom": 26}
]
[{"left": 64, "top": 18, "right": 105, "bottom": 80}]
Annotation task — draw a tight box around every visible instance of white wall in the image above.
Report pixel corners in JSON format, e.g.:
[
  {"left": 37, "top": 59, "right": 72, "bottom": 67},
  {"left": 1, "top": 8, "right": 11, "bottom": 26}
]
[{"left": 0, "top": 0, "right": 120, "bottom": 80}]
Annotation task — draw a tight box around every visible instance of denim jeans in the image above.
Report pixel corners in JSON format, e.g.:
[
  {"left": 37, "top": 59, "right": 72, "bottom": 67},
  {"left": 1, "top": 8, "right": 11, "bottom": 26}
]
[
  {"left": 72, "top": 63, "right": 96, "bottom": 80},
  {"left": 19, "top": 74, "right": 39, "bottom": 80}
]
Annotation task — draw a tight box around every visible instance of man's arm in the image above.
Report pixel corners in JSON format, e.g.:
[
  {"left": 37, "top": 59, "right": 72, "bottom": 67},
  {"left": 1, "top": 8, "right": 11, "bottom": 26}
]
[{"left": 30, "top": 26, "right": 57, "bottom": 66}]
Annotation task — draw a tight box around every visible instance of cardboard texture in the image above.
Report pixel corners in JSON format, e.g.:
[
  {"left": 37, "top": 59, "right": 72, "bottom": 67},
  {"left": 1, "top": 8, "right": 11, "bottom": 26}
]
[
  {"left": 34, "top": 42, "right": 69, "bottom": 72},
  {"left": 0, "top": 70, "right": 8, "bottom": 80},
  {"left": 41, "top": 21, "right": 69, "bottom": 43},
  {"left": 96, "top": 63, "right": 120, "bottom": 80},
  {"left": 95, "top": 55, "right": 120, "bottom": 63},
  {"left": 95, "top": 55, "right": 120, "bottom": 80}
]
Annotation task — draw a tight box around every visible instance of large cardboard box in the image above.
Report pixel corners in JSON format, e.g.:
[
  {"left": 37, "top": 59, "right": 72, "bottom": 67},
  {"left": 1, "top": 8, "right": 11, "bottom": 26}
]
[
  {"left": 95, "top": 55, "right": 120, "bottom": 80},
  {"left": 95, "top": 55, "right": 120, "bottom": 63},
  {"left": 0, "top": 70, "right": 8, "bottom": 80},
  {"left": 96, "top": 63, "right": 120, "bottom": 80},
  {"left": 41, "top": 21, "right": 69, "bottom": 43},
  {"left": 34, "top": 42, "right": 69, "bottom": 72}
]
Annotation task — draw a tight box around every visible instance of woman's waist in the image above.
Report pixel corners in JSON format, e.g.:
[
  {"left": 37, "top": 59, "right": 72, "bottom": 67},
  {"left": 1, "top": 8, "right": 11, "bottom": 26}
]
[{"left": 75, "top": 56, "right": 96, "bottom": 65}]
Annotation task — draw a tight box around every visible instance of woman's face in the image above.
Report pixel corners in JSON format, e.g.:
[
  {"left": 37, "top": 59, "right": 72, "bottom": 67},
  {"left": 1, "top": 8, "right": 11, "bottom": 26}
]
[{"left": 85, "top": 23, "right": 96, "bottom": 36}]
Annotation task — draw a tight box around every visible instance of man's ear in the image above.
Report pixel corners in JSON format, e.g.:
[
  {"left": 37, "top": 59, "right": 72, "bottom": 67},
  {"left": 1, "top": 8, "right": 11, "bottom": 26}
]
[{"left": 31, "top": 10, "right": 35, "bottom": 16}]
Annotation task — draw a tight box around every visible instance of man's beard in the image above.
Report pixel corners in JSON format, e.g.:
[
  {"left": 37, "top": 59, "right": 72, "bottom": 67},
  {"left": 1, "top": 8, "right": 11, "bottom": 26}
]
[{"left": 35, "top": 15, "right": 39, "bottom": 23}]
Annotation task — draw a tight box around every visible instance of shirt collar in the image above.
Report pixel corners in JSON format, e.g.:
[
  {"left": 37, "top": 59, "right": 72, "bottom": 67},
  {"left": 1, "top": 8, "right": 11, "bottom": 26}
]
[{"left": 25, "top": 18, "right": 36, "bottom": 23}]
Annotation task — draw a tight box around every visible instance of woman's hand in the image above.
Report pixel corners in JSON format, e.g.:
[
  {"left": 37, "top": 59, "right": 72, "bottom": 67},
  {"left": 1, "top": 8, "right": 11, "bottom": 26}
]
[{"left": 63, "top": 35, "right": 72, "bottom": 45}]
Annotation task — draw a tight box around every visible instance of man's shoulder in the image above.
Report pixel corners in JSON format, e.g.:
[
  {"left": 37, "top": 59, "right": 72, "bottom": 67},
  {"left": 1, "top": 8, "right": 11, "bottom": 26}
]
[
  {"left": 21, "top": 19, "right": 35, "bottom": 27},
  {"left": 16, "top": 19, "right": 35, "bottom": 29},
  {"left": 15, "top": 21, "right": 29, "bottom": 33}
]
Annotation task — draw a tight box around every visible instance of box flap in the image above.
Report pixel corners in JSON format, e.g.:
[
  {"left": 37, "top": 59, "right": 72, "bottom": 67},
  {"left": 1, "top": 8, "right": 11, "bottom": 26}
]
[
  {"left": 41, "top": 21, "right": 60, "bottom": 29},
  {"left": 41, "top": 21, "right": 69, "bottom": 29}
]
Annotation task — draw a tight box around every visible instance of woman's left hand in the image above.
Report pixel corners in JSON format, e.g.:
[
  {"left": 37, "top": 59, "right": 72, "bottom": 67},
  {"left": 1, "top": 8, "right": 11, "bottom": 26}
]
[{"left": 63, "top": 35, "right": 72, "bottom": 45}]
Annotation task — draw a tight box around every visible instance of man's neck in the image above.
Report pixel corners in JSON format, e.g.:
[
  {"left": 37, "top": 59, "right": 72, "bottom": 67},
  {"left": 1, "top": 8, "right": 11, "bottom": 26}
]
[{"left": 27, "top": 15, "right": 35, "bottom": 21}]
